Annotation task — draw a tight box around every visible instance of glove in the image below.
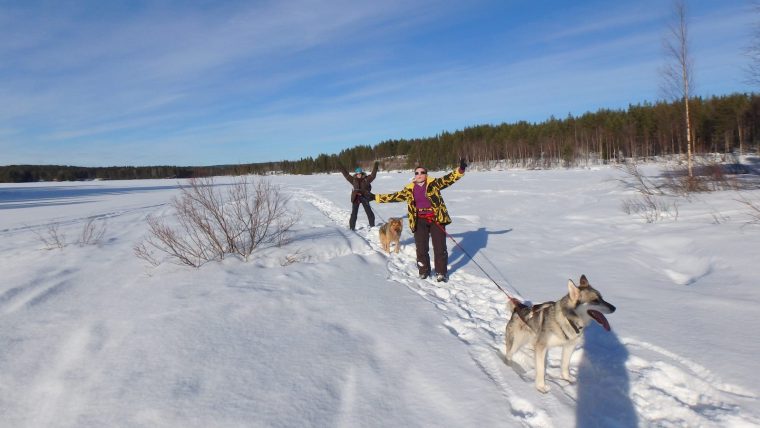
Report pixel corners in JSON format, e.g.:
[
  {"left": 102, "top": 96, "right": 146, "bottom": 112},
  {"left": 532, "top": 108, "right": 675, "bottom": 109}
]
[{"left": 459, "top": 158, "right": 468, "bottom": 171}]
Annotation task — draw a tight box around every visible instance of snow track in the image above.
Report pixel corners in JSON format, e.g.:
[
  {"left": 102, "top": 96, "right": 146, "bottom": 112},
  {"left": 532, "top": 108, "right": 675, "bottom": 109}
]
[
  {"left": 0, "top": 202, "right": 168, "bottom": 236},
  {"left": 0, "top": 267, "right": 76, "bottom": 315},
  {"left": 298, "top": 189, "right": 760, "bottom": 428}
]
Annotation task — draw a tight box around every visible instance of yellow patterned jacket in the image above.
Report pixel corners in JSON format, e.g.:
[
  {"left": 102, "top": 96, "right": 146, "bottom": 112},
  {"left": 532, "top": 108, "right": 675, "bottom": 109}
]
[{"left": 374, "top": 168, "right": 464, "bottom": 232}]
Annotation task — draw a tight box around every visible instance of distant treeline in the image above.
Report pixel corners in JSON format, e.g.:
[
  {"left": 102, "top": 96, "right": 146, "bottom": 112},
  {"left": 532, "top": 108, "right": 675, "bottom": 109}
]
[
  {"left": 0, "top": 165, "right": 204, "bottom": 183},
  {"left": 2, "top": 93, "right": 759, "bottom": 183}
]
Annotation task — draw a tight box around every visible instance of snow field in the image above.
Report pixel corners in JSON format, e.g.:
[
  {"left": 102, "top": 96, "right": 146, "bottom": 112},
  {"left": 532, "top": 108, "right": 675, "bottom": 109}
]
[{"left": 1, "top": 167, "right": 759, "bottom": 427}]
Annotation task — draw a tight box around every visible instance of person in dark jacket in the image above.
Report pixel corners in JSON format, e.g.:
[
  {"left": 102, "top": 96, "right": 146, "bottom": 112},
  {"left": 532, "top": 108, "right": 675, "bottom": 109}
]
[
  {"left": 338, "top": 161, "right": 379, "bottom": 230},
  {"left": 365, "top": 159, "right": 467, "bottom": 282}
]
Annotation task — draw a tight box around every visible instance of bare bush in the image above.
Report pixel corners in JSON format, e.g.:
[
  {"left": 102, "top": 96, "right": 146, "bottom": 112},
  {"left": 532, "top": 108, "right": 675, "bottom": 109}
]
[
  {"left": 619, "top": 163, "right": 679, "bottom": 223},
  {"left": 133, "top": 241, "right": 161, "bottom": 267},
  {"left": 621, "top": 194, "right": 679, "bottom": 223},
  {"left": 33, "top": 218, "right": 108, "bottom": 250},
  {"left": 227, "top": 177, "right": 299, "bottom": 259},
  {"left": 737, "top": 193, "right": 760, "bottom": 226},
  {"left": 138, "top": 176, "right": 299, "bottom": 267},
  {"left": 33, "top": 223, "right": 67, "bottom": 250},
  {"left": 662, "top": 158, "right": 745, "bottom": 194},
  {"left": 618, "top": 163, "right": 666, "bottom": 196},
  {"left": 662, "top": 169, "right": 707, "bottom": 195},
  {"left": 77, "top": 218, "right": 107, "bottom": 246}
]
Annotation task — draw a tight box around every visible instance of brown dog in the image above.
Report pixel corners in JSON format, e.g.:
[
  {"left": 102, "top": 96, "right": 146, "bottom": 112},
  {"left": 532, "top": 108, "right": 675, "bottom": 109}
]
[{"left": 379, "top": 217, "right": 403, "bottom": 254}]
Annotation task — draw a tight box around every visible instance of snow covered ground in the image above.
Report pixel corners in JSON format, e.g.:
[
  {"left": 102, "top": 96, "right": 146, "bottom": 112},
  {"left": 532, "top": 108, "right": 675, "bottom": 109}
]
[{"left": 1, "top": 164, "right": 759, "bottom": 427}]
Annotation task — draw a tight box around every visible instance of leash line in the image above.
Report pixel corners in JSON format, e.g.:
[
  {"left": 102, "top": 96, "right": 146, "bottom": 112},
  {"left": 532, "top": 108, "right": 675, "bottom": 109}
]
[
  {"left": 428, "top": 219, "right": 525, "bottom": 304},
  {"left": 427, "top": 219, "right": 534, "bottom": 326},
  {"left": 364, "top": 194, "right": 526, "bottom": 308},
  {"left": 428, "top": 219, "right": 533, "bottom": 329}
]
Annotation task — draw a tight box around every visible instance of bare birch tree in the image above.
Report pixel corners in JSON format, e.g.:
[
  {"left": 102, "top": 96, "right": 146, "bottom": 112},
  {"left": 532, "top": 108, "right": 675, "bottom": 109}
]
[
  {"left": 661, "top": 0, "right": 695, "bottom": 180},
  {"left": 745, "top": 1, "right": 760, "bottom": 88}
]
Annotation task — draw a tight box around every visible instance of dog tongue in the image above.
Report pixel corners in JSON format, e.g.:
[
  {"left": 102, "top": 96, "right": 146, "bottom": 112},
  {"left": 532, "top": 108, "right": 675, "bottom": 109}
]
[{"left": 588, "top": 310, "right": 610, "bottom": 331}]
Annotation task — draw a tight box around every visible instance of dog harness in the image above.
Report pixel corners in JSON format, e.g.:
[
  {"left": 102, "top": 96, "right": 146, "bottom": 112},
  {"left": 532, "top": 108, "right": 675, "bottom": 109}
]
[
  {"left": 516, "top": 303, "right": 582, "bottom": 338},
  {"left": 557, "top": 308, "right": 583, "bottom": 338}
]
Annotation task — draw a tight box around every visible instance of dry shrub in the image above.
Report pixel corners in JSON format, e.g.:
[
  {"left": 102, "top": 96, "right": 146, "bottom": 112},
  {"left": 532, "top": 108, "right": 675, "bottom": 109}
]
[
  {"left": 619, "top": 163, "right": 679, "bottom": 223},
  {"left": 621, "top": 195, "right": 679, "bottom": 223},
  {"left": 33, "top": 218, "right": 108, "bottom": 250},
  {"left": 33, "top": 223, "right": 67, "bottom": 250},
  {"left": 77, "top": 218, "right": 106, "bottom": 246},
  {"left": 737, "top": 193, "right": 760, "bottom": 226},
  {"left": 133, "top": 241, "right": 161, "bottom": 267},
  {"left": 136, "top": 176, "right": 299, "bottom": 267},
  {"left": 662, "top": 158, "right": 749, "bottom": 194},
  {"left": 619, "top": 163, "right": 666, "bottom": 196}
]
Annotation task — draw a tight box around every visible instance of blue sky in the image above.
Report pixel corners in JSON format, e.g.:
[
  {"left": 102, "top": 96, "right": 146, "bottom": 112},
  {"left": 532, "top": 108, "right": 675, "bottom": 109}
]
[{"left": 0, "top": 0, "right": 754, "bottom": 167}]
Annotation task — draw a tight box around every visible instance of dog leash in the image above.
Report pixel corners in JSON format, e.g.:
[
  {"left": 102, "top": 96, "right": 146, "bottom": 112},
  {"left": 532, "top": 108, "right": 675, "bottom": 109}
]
[
  {"left": 425, "top": 218, "right": 526, "bottom": 307},
  {"left": 425, "top": 218, "right": 537, "bottom": 328},
  {"left": 368, "top": 198, "right": 527, "bottom": 307},
  {"left": 375, "top": 208, "right": 533, "bottom": 323}
]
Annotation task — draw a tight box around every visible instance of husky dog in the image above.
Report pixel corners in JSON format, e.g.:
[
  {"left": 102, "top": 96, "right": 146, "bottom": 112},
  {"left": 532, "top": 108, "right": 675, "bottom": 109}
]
[
  {"left": 379, "top": 217, "right": 404, "bottom": 254},
  {"left": 504, "top": 275, "right": 616, "bottom": 393}
]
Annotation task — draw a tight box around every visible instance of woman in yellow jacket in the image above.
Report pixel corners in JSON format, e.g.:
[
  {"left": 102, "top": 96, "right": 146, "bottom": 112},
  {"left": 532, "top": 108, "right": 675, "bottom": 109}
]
[{"left": 366, "top": 159, "right": 466, "bottom": 282}]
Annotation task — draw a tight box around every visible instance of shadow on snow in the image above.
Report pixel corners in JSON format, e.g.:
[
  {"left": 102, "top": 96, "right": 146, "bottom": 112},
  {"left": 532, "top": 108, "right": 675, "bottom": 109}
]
[
  {"left": 447, "top": 227, "right": 512, "bottom": 274},
  {"left": 576, "top": 325, "right": 638, "bottom": 428}
]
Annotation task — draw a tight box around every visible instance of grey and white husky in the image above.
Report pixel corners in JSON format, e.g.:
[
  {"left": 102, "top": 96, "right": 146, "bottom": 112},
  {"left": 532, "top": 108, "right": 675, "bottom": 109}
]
[{"left": 504, "top": 275, "right": 616, "bottom": 393}]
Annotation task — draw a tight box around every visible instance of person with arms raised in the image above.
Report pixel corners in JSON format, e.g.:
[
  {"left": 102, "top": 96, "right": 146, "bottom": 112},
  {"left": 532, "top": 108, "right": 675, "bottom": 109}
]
[
  {"left": 338, "top": 161, "right": 379, "bottom": 231},
  {"left": 366, "top": 159, "right": 467, "bottom": 282}
]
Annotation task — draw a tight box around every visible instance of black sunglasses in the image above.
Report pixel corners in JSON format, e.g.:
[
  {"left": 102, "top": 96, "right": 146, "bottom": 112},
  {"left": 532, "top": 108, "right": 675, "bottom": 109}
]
[{"left": 414, "top": 170, "right": 427, "bottom": 175}]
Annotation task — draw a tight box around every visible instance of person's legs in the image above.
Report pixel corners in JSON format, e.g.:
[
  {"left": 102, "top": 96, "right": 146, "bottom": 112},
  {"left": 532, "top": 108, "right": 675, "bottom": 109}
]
[
  {"left": 431, "top": 223, "right": 448, "bottom": 278},
  {"left": 414, "top": 219, "right": 431, "bottom": 277},
  {"left": 361, "top": 198, "right": 375, "bottom": 227},
  {"left": 349, "top": 202, "right": 360, "bottom": 230}
]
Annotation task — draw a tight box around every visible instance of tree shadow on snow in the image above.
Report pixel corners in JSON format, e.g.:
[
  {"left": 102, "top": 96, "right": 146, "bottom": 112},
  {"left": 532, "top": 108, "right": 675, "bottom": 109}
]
[
  {"left": 447, "top": 227, "right": 512, "bottom": 274},
  {"left": 576, "top": 325, "right": 638, "bottom": 428}
]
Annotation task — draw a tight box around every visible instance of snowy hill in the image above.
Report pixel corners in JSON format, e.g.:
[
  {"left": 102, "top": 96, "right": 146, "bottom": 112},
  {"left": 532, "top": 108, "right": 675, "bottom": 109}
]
[{"left": 1, "top": 166, "right": 758, "bottom": 427}]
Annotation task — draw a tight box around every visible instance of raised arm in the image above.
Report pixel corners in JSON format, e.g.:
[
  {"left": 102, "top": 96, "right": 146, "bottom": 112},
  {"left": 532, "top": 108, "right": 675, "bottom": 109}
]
[
  {"left": 337, "top": 163, "right": 352, "bottom": 182},
  {"left": 373, "top": 187, "right": 410, "bottom": 203},
  {"left": 367, "top": 161, "right": 379, "bottom": 182},
  {"left": 430, "top": 167, "right": 464, "bottom": 190}
]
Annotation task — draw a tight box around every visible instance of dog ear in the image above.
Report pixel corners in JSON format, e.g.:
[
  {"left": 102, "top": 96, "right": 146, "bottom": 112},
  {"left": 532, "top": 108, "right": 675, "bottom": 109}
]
[
  {"left": 567, "top": 279, "right": 580, "bottom": 302},
  {"left": 579, "top": 275, "right": 589, "bottom": 288}
]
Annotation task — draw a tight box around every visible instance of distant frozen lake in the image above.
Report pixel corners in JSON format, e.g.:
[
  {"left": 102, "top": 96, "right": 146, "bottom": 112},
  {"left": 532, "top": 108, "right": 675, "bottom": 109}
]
[{"left": 0, "top": 181, "right": 182, "bottom": 210}]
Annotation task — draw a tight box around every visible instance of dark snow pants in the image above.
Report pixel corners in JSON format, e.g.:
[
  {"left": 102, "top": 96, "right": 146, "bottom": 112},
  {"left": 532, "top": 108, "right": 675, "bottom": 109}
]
[
  {"left": 413, "top": 216, "right": 447, "bottom": 276},
  {"left": 349, "top": 197, "right": 375, "bottom": 230}
]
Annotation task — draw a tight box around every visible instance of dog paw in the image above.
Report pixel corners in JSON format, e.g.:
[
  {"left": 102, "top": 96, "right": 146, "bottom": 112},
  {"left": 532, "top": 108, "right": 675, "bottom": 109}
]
[
  {"left": 562, "top": 373, "right": 577, "bottom": 384},
  {"left": 536, "top": 383, "right": 551, "bottom": 394}
]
